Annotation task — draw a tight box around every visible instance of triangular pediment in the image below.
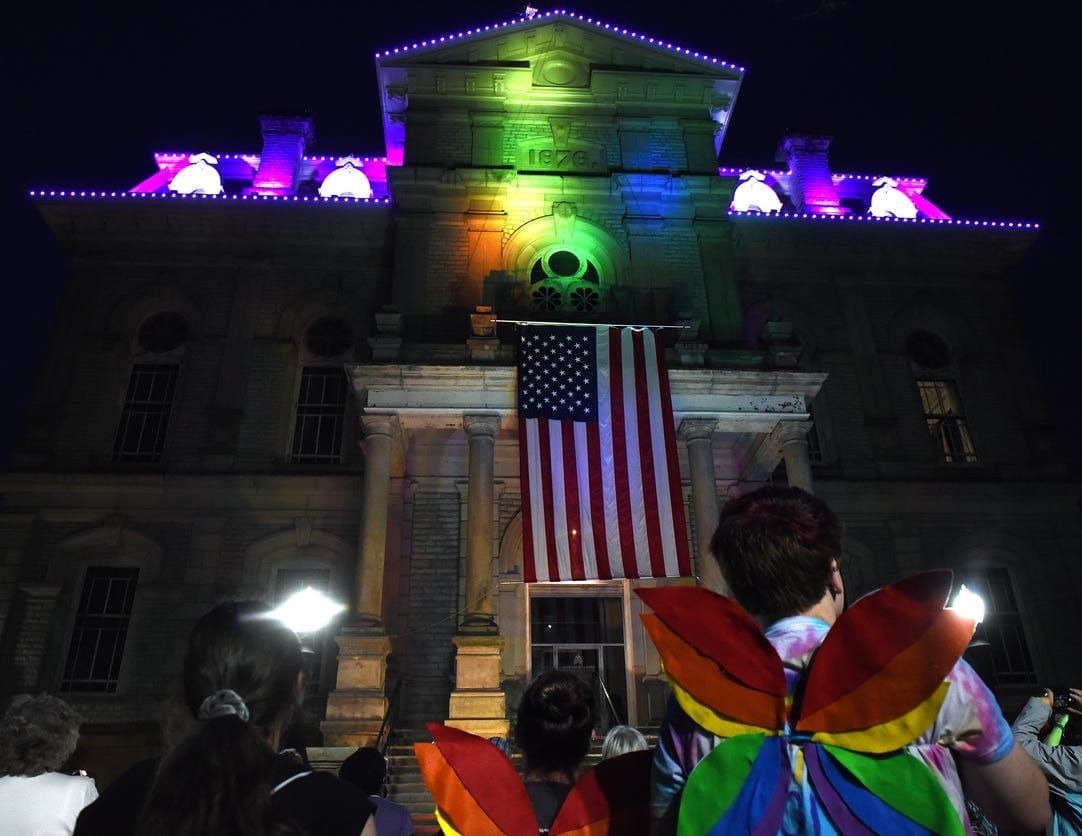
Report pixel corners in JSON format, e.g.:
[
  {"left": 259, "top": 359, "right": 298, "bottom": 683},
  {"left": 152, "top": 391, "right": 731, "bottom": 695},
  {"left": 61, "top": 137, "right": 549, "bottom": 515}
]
[{"left": 375, "top": 10, "right": 743, "bottom": 79}]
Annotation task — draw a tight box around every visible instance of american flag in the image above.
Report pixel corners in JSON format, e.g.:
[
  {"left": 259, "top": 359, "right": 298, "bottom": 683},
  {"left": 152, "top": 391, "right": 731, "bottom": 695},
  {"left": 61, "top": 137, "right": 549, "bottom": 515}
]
[{"left": 517, "top": 325, "right": 692, "bottom": 582}]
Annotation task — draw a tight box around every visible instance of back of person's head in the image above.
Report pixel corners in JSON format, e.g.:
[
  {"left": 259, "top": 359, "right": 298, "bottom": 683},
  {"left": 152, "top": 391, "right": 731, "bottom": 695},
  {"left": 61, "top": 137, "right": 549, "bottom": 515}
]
[
  {"left": 600, "top": 725, "right": 647, "bottom": 760},
  {"left": 0, "top": 693, "right": 83, "bottom": 777},
  {"left": 138, "top": 600, "right": 304, "bottom": 836},
  {"left": 515, "top": 670, "right": 595, "bottom": 775},
  {"left": 710, "top": 486, "right": 841, "bottom": 621},
  {"left": 339, "top": 746, "right": 387, "bottom": 796}
]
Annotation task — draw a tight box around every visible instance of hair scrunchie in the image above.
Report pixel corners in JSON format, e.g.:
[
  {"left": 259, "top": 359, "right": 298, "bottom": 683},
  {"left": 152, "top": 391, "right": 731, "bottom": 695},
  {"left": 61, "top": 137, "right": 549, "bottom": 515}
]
[{"left": 197, "top": 689, "right": 250, "bottom": 723}]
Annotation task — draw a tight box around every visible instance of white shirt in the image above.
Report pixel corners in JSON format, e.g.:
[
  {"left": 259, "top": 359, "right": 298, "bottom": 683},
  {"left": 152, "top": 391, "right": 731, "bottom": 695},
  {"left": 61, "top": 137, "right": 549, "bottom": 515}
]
[{"left": 0, "top": 772, "right": 99, "bottom": 835}]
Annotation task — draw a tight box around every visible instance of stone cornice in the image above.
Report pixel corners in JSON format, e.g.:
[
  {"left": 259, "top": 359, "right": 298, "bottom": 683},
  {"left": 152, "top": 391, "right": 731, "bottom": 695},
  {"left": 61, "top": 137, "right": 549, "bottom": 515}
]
[{"left": 347, "top": 363, "right": 825, "bottom": 432}]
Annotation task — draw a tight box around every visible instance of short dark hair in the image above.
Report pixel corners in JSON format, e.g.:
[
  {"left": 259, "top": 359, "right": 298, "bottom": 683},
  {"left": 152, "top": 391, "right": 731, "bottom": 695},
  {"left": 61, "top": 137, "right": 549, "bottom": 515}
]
[
  {"left": 710, "top": 486, "right": 841, "bottom": 621},
  {"left": 514, "top": 670, "right": 595, "bottom": 774},
  {"left": 339, "top": 746, "right": 386, "bottom": 795},
  {"left": 0, "top": 693, "right": 84, "bottom": 776}
]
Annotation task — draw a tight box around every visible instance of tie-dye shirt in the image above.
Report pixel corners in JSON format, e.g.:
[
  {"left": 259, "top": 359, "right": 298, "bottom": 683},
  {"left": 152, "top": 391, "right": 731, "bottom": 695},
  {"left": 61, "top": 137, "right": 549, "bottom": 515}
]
[{"left": 650, "top": 616, "right": 1013, "bottom": 834}]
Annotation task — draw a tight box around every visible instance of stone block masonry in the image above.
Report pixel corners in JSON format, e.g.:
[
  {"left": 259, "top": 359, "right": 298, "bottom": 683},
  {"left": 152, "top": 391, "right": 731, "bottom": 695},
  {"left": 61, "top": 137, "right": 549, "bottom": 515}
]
[{"left": 400, "top": 491, "right": 461, "bottom": 728}]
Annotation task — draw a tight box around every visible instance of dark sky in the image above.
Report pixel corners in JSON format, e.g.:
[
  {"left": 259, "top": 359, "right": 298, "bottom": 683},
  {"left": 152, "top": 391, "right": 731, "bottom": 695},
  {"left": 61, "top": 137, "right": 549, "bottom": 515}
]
[{"left": 4, "top": 0, "right": 1077, "bottom": 469}]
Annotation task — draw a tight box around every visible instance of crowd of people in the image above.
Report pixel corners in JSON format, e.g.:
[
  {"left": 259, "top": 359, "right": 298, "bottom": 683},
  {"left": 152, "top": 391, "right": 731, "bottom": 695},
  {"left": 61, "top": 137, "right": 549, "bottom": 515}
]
[{"left": 0, "top": 485, "right": 1077, "bottom": 834}]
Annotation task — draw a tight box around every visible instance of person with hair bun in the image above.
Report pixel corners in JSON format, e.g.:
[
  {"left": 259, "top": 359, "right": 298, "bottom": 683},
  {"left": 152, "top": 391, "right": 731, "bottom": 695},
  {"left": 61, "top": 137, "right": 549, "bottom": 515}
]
[
  {"left": 514, "top": 670, "right": 596, "bottom": 832},
  {"left": 74, "top": 600, "right": 376, "bottom": 836}
]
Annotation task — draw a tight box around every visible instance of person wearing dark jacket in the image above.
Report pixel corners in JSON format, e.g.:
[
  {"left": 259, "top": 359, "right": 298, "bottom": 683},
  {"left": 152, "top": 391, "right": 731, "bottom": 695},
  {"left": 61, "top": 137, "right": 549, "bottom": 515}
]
[{"left": 1012, "top": 687, "right": 1082, "bottom": 835}]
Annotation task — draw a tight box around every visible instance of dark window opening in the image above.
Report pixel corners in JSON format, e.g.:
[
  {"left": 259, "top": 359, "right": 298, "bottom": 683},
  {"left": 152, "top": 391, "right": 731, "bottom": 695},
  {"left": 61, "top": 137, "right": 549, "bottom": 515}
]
[
  {"left": 62, "top": 567, "right": 139, "bottom": 693},
  {"left": 304, "top": 317, "right": 354, "bottom": 359},
  {"left": 113, "top": 363, "right": 179, "bottom": 463},
  {"left": 291, "top": 367, "right": 348, "bottom": 464},
  {"left": 917, "top": 378, "right": 977, "bottom": 463},
  {"left": 137, "top": 312, "right": 190, "bottom": 354},
  {"left": 962, "top": 568, "right": 1036, "bottom": 686}
]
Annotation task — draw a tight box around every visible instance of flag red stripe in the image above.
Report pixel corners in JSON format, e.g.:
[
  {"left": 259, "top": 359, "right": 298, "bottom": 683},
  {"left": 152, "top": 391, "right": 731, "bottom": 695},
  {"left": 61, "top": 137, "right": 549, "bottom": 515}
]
[
  {"left": 655, "top": 339, "right": 692, "bottom": 575},
  {"left": 633, "top": 330, "right": 668, "bottom": 579},
  {"left": 561, "top": 421, "right": 585, "bottom": 581},
  {"left": 586, "top": 421, "right": 612, "bottom": 580},
  {"left": 519, "top": 423, "right": 538, "bottom": 583},
  {"left": 537, "top": 419, "right": 561, "bottom": 582},
  {"left": 608, "top": 329, "right": 640, "bottom": 579}
]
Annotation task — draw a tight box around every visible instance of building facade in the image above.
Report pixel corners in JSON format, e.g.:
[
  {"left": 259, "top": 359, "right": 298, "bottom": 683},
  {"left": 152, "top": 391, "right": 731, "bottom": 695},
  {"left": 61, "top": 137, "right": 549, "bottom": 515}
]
[{"left": 2, "top": 10, "right": 1078, "bottom": 777}]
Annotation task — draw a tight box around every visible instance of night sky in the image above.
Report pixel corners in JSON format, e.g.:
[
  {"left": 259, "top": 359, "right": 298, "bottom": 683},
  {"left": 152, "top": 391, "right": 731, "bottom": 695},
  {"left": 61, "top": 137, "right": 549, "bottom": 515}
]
[{"left": 5, "top": 0, "right": 1077, "bottom": 471}]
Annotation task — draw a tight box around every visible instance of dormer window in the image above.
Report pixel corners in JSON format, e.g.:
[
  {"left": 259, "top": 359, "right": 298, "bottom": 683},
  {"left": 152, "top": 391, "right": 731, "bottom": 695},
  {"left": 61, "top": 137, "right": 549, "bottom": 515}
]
[
  {"left": 318, "top": 158, "right": 373, "bottom": 199},
  {"left": 168, "top": 153, "right": 224, "bottom": 195}
]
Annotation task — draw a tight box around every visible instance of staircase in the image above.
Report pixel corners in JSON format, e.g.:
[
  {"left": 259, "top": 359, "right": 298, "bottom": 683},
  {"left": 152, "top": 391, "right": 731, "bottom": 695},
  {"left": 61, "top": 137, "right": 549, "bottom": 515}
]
[{"left": 385, "top": 728, "right": 659, "bottom": 834}]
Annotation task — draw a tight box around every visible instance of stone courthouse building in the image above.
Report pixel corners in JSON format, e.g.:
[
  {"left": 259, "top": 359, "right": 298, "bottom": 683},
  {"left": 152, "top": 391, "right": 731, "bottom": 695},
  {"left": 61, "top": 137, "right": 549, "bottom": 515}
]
[{"left": 2, "top": 9, "right": 1078, "bottom": 773}]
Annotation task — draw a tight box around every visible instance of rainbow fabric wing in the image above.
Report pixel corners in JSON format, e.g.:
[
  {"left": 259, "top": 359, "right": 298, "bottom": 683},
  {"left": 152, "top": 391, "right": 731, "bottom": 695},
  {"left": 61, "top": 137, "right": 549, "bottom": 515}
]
[
  {"left": 415, "top": 723, "right": 538, "bottom": 836},
  {"left": 636, "top": 586, "right": 788, "bottom": 738},
  {"left": 638, "top": 571, "right": 976, "bottom": 835},
  {"left": 415, "top": 723, "right": 653, "bottom": 836}
]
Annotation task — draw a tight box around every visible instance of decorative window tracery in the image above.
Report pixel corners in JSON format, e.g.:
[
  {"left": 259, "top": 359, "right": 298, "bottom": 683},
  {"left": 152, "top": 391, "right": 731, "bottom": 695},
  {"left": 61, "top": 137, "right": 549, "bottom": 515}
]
[{"left": 529, "top": 248, "right": 603, "bottom": 313}]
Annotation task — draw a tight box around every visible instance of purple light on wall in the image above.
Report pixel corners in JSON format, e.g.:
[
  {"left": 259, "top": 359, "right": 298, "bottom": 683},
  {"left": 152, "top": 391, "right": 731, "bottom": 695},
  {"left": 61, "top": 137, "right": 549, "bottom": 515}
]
[
  {"left": 29, "top": 190, "right": 392, "bottom": 205},
  {"left": 728, "top": 209, "right": 1038, "bottom": 229}
]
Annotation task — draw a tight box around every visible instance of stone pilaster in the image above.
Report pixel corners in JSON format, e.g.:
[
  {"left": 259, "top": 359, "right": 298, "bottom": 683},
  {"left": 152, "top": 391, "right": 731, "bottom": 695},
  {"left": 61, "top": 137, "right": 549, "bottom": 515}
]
[
  {"left": 773, "top": 421, "right": 814, "bottom": 492},
  {"left": 678, "top": 419, "right": 728, "bottom": 594},
  {"left": 353, "top": 414, "right": 399, "bottom": 630}
]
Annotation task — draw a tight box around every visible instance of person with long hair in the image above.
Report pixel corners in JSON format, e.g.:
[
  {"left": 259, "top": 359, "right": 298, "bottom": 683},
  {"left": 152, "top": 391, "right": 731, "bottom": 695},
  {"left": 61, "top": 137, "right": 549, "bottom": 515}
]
[
  {"left": 0, "top": 693, "right": 98, "bottom": 834},
  {"left": 75, "top": 600, "right": 377, "bottom": 836},
  {"left": 514, "top": 670, "right": 596, "bottom": 832}
]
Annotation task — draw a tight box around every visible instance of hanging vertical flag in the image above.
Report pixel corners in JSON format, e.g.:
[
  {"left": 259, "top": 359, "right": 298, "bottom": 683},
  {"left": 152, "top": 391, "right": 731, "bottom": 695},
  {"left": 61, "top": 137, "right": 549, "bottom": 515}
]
[{"left": 517, "top": 325, "right": 692, "bottom": 582}]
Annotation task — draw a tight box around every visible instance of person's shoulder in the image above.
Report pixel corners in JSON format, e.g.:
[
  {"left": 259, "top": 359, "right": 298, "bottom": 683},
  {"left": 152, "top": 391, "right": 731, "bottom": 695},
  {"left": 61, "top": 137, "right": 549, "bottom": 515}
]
[
  {"left": 276, "top": 770, "right": 375, "bottom": 819},
  {"left": 74, "top": 759, "right": 158, "bottom": 836}
]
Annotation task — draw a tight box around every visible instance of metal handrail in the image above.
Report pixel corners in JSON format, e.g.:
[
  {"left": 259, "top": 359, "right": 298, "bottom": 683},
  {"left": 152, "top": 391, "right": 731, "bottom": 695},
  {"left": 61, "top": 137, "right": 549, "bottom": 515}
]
[{"left": 375, "top": 677, "right": 406, "bottom": 755}]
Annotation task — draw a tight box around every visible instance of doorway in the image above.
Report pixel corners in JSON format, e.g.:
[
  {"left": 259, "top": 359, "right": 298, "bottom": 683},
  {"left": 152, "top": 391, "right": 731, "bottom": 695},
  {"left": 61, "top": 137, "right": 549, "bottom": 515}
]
[{"left": 529, "top": 596, "right": 628, "bottom": 731}]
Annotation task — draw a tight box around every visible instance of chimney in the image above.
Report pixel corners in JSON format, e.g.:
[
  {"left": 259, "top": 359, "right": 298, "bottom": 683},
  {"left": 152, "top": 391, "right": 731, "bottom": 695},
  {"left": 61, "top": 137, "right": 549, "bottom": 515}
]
[
  {"left": 776, "top": 134, "right": 845, "bottom": 214},
  {"left": 249, "top": 115, "right": 315, "bottom": 196}
]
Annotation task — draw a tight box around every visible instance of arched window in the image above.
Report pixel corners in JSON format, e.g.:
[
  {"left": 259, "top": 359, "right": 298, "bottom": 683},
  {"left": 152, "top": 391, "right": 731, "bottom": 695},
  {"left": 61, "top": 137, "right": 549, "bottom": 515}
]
[
  {"left": 290, "top": 317, "right": 353, "bottom": 464},
  {"left": 529, "top": 247, "right": 604, "bottom": 313},
  {"left": 112, "top": 312, "right": 190, "bottom": 463},
  {"left": 907, "top": 330, "right": 977, "bottom": 464}
]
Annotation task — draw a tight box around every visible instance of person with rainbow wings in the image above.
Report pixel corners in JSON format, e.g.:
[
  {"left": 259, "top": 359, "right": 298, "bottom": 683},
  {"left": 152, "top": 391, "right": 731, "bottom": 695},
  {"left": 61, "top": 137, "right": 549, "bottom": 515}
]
[{"left": 645, "top": 486, "right": 1049, "bottom": 835}]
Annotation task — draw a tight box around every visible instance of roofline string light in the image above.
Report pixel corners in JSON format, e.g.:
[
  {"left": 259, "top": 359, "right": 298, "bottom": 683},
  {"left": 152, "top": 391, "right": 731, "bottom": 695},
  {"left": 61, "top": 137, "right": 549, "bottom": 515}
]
[
  {"left": 374, "top": 8, "right": 744, "bottom": 72},
  {"left": 153, "top": 153, "right": 389, "bottom": 163},
  {"left": 28, "top": 190, "right": 392, "bottom": 205},
  {"left": 728, "top": 209, "right": 1039, "bottom": 229},
  {"left": 719, "top": 167, "right": 929, "bottom": 186}
]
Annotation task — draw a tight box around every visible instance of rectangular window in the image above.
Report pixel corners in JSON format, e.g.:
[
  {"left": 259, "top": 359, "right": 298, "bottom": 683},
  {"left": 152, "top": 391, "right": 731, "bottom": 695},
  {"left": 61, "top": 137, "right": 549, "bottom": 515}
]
[
  {"left": 916, "top": 379, "right": 977, "bottom": 463},
  {"left": 61, "top": 567, "right": 139, "bottom": 693},
  {"left": 275, "top": 568, "right": 332, "bottom": 697},
  {"left": 290, "top": 367, "right": 348, "bottom": 464},
  {"left": 962, "top": 568, "right": 1037, "bottom": 686},
  {"left": 113, "top": 363, "right": 179, "bottom": 463}
]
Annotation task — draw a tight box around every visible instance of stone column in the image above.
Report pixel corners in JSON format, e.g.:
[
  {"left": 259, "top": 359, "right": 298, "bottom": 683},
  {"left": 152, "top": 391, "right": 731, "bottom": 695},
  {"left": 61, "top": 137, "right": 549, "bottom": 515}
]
[
  {"left": 774, "top": 421, "right": 814, "bottom": 492},
  {"left": 446, "top": 414, "right": 508, "bottom": 738},
  {"left": 355, "top": 414, "right": 398, "bottom": 628},
  {"left": 461, "top": 414, "right": 501, "bottom": 632},
  {"left": 678, "top": 419, "right": 727, "bottom": 594},
  {"left": 322, "top": 413, "right": 397, "bottom": 746}
]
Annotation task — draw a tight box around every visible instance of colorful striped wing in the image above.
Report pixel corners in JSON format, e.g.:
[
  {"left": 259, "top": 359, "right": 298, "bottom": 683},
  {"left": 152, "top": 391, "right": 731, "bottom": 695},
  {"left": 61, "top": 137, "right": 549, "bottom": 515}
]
[
  {"left": 414, "top": 723, "right": 538, "bottom": 836},
  {"left": 795, "top": 570, "right": 976, "bottom": 752},
  {"left": 678, "top": 734, "right": 788, "bottom": 836},
  {"left": 549, "top": 749, "right": 653, "bottom": 836},
  {"left": 637, "top": 586, "right": 787, "bottom": 737}
]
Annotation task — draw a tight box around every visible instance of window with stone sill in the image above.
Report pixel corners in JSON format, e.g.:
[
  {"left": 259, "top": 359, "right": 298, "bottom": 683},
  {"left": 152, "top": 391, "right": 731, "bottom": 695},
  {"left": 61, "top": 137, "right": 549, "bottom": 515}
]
[
  {"left": 61, "top": 567, "right": 139, "bottom": 693},
  {"left": 907, "top": 331, "right": 977, "bottom": 464},
  {"left": 961, "top": 567, "right": 1036, "bottom": 686},
  {"left": 291, "top": 317, "right": 354, "bottom": 464},
  {"left": 529, "top": 248, "right": 604, "bottom": 313},
  {"left": 112, "top": 312, "right": 190, "bottom": 463}
]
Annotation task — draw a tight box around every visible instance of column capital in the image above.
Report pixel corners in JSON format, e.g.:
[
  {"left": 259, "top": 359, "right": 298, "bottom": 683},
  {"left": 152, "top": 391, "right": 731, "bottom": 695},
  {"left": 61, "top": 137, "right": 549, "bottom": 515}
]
[
  {"left": 360, "top": 413, "right": 400, "bottom": 439},
  {"left": 771, "top": 420, "right": 813, "bottom": 446},
  {"left": 463, "top": 413, "right": 501, "bottom": 438},
  {"left": 678, "top": 418, "right": 718, "bottom": 442}
]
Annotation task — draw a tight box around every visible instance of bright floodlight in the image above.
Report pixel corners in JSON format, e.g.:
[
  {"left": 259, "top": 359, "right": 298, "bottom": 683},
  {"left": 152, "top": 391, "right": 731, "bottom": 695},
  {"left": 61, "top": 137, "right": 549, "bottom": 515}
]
[
  {"left": 950, "top": 584, "right": 985, "bottom": 624},
  {"left": 271, "top": 587, "right": 346, "bottom": 633}
]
